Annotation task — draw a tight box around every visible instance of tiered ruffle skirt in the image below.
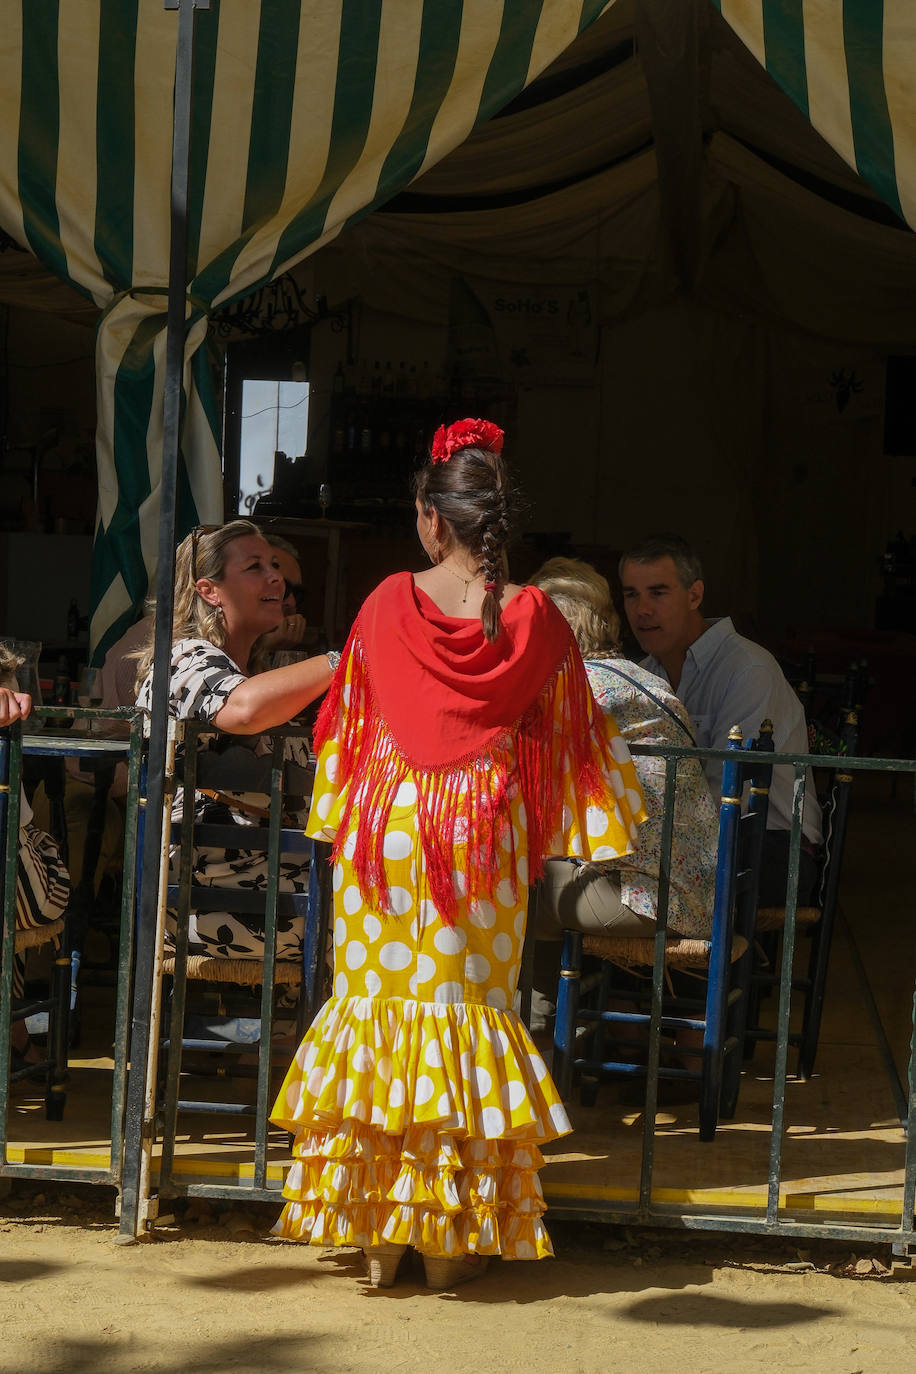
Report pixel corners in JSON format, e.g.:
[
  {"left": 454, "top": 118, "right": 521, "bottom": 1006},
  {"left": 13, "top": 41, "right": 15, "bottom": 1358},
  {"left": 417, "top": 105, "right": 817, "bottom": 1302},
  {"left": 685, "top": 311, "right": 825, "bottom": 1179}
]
[{"left": 270, "top": 995, "right": 571, "bottom": 1259}]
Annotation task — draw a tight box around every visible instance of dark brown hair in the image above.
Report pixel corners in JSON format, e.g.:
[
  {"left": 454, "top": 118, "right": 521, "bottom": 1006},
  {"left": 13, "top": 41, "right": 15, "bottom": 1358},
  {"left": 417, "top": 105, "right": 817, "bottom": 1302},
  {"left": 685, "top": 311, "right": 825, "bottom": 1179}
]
[
  {"left": 619, "top": 533, "right": 704, "bottom": 589},
  {"left": 414, "top": 445, "right": 516, "bottom": 642}
]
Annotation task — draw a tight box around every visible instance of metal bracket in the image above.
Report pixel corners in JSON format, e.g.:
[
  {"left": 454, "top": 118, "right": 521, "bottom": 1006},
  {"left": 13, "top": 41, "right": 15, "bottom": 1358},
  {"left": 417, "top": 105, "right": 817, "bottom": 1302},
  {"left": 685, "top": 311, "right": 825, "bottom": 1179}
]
[{"left": 164, "top": 1, "right": 210, "bottom": 9}]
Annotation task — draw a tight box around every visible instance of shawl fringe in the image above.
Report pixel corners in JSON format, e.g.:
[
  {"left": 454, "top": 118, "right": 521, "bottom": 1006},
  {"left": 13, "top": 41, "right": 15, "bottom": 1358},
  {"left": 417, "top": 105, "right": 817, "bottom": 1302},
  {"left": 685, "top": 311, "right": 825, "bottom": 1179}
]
[{"left": 313, "top": 627, "right": 616, "bottom": 927}]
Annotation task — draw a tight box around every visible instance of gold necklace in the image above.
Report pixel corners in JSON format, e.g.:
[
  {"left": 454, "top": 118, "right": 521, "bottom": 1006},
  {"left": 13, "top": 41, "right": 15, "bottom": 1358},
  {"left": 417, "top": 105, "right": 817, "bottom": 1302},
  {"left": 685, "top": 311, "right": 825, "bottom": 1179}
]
[{"left": 440, "top": 559, "right": 483, "bottom": 604}]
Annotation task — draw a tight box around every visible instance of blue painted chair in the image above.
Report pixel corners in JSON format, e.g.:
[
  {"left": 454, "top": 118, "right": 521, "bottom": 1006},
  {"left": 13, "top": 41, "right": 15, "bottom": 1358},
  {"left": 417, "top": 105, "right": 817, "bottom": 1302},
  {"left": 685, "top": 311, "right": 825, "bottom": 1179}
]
[{"left": 552, "top": 723, "right": 772, "bottom": 1141}]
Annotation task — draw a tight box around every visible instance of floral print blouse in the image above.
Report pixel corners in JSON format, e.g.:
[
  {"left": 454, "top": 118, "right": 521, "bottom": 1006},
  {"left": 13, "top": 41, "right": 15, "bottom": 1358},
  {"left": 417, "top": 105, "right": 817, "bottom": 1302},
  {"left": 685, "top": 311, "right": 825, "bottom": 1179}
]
[{"left": 584, "top": 657, "right": 719, "bottom": 939}]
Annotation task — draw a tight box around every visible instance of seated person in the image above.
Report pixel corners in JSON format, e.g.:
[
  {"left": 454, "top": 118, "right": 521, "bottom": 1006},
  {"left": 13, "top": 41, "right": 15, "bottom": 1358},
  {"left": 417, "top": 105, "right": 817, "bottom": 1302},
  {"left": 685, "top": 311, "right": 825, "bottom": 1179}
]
[
  {"left": 77, "top": 537, "right": 311, "bottom": 917},
  {"left": 98, "top": 614, "right": 154, "bottom": 713},
  {"left": 99, "top": 532, "right": 307, "bottom": 712},
  {"left": 530, "top": 558, "right": 718, "bottom": 943},
  {"left": 135, "top": 520, "right": 338, "bottom": 962},
  {"left": 259, "top": 535, "right": 311, "bottom": 663},
  {"left": 0, "top": 646, "right": 69, "bottom": 1069},
  {"left": 619, "top": 533, "right": 822, "bottom": 905}
]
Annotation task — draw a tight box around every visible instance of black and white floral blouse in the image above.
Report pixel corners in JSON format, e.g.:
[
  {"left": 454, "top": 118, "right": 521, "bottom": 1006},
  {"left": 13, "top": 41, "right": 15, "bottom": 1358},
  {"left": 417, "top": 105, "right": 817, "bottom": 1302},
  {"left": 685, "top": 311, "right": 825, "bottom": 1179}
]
[{"left": 137, "top": 638, "right": 312, "bottom": 960}]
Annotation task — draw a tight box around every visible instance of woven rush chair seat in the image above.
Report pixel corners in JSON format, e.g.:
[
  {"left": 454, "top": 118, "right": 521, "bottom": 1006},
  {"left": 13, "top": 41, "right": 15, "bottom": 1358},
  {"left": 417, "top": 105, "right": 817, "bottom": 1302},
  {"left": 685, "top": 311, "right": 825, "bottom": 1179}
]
[
  {"left": 583, "top": 931, "right": 749, "bottom": 972},
  {"left": 161, "top": 953, "right": 302, "bottom": 986},
  {"left": 754, "top": 906, "right": 821, "bottom": 934},
  {"left": 15, "top": 917, "right": 65, "bottom": 954}
]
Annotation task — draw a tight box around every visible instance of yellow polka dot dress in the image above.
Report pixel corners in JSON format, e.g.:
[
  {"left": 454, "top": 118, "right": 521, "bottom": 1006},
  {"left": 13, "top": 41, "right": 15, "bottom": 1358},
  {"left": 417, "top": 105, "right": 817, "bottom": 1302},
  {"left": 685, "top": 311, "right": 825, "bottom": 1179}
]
[{"left": 271, "top": 652, "right": 644, "bottom": 1260}]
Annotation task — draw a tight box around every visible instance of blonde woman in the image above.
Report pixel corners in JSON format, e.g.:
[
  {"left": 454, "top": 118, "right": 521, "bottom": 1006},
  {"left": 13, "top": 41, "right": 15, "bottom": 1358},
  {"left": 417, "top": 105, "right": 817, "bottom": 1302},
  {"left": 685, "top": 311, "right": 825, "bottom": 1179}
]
[{"left": 135, "top": 520, "right": 336, "bottom": 961}]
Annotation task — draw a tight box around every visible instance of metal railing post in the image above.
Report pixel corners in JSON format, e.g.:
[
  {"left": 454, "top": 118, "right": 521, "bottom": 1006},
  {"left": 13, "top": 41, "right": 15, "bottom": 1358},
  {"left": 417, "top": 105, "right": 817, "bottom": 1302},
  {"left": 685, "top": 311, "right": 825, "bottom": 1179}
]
[{"left": 118, "top": 0, "right": 209, "bottom": 1240}]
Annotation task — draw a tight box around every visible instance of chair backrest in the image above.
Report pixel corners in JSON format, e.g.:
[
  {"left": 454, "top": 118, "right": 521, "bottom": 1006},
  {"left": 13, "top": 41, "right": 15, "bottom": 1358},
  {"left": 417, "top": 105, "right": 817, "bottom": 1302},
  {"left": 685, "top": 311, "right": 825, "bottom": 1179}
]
[
  {"left": 164, "top": 721, "right": 320, "bottom": 1001},
  {"left": 815, "top": 706, "right": 858, "bottom": 916},
  {"left": 739, "top": 718, "right": 774, "bottom": 908},
  {"left": 710, "top": 722, "right": 773, "bottom": 915},
  {"left": 795, "top": 646, "right": 817, "bottom": 719},
  {"left": 703, "top": 724, "right": 772, "bottom": 1047}
]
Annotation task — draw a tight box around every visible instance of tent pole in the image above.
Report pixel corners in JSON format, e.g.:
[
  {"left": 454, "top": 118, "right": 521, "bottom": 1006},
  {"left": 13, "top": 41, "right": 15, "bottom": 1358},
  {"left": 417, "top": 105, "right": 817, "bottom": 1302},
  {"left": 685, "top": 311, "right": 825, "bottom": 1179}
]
[
  {"left": 635, "top": 0, "right": 706, "bottom": 290},
  {"left": 118, "top": 0, "right": 209, "bottom": 1241}
]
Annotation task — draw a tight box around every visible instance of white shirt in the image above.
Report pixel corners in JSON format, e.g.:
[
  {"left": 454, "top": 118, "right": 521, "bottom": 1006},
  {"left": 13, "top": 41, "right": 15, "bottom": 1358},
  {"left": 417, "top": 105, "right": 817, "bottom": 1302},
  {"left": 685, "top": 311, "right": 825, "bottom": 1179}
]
[{"left": 641, "top": 617, "right": 822, "bottom": 844}]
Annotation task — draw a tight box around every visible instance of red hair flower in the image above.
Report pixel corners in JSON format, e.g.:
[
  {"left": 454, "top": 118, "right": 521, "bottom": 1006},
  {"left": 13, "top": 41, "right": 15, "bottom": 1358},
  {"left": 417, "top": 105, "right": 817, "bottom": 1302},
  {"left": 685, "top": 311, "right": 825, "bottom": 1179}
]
[{"left": 430, "top": 417, "right": 504, "bottom": 463}]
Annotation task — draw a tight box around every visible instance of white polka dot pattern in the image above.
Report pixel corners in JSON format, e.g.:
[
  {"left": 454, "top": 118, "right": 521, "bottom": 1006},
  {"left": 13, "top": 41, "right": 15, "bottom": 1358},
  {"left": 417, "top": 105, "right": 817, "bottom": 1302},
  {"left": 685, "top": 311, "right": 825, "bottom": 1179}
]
[{"left": 282, "top": 642, "right": 644, "bottom": 1262}]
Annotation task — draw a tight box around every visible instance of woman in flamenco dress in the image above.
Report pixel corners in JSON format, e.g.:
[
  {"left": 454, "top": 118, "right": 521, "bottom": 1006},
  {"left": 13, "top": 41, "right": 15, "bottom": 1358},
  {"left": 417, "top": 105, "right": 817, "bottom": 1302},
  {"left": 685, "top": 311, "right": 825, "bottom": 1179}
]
[{"left": 271, "top": 419, "right": 646, "bottom": 1290}]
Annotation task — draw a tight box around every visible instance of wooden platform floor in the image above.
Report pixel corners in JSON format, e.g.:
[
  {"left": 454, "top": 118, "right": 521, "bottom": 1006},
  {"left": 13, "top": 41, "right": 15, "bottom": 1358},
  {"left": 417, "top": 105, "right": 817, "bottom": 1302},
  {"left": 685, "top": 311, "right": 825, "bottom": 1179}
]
[{"left": 5, "top": 778, "right": 913, "bottom": 1223}]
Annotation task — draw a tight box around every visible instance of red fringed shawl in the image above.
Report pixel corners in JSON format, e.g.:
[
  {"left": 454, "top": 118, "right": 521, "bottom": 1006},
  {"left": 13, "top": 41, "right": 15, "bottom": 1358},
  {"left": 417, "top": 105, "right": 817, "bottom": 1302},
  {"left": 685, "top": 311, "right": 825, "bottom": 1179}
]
[{"left": 312, "top": 572, "right": 617, "bottom": 925}]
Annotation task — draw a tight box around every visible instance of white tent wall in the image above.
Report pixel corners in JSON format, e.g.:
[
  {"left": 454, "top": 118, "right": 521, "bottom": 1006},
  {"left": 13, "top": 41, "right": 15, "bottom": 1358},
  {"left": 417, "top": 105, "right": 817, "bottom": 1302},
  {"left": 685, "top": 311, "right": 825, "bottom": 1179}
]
[
  {"left": 760, "top": 328, "right": 888, "bottom": 639},
  {"left": 593, "top": 298, "right": 765, "bottom": 628}
]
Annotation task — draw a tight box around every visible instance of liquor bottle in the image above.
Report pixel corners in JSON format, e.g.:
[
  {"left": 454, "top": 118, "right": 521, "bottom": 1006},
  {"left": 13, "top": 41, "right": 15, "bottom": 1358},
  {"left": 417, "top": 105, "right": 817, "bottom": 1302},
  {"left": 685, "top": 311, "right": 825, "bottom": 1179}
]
[
  {"left": 53, "top": 656, "right": 70, "bottom": 706},
  {"left": 67, "top": 599, "right": 80, "bottom": 640},
  {"left": 359, "top": 407, "right": 373, "bottom": 456}
]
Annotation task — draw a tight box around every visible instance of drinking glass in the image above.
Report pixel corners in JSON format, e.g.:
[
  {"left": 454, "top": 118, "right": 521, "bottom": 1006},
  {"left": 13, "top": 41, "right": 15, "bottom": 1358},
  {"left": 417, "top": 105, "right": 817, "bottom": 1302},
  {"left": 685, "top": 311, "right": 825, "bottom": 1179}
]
[
  {"left": 1, "top": 638, "right": 43, "bottom": 706},
  {"left": 77, "top": 665, "right": 103, "bottom": 730}
]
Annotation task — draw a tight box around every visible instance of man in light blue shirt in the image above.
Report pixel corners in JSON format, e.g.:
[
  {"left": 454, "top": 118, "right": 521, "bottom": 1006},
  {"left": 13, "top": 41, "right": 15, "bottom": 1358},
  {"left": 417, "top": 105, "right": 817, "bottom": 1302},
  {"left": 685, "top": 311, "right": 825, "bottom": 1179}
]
[{"left": 619, "top": 534, "right": 822, "bottom": 906}]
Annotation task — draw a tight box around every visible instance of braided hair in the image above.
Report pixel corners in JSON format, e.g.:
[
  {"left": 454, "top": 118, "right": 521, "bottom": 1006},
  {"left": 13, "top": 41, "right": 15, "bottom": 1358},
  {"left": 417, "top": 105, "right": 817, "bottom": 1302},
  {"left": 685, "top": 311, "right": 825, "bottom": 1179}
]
[{"left": 414, "top": 441, "right": 515, "bottom": 643}]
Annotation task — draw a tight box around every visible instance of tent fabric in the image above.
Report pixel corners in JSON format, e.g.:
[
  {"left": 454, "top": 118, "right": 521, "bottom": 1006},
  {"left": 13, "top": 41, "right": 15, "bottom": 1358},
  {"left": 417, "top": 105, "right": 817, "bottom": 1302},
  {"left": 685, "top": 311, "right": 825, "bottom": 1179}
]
[
  {"left": 0, "top": 0, "right": 615, "bottom": 660},
  {"left": 713, "top": 0, "right": 916, "bottom": 228},
  {"left": 303, "top": 3, "right": 916, "bottom": 350},
  {"left": 0, "top": 0, "right": 913, "bottom": 659}
]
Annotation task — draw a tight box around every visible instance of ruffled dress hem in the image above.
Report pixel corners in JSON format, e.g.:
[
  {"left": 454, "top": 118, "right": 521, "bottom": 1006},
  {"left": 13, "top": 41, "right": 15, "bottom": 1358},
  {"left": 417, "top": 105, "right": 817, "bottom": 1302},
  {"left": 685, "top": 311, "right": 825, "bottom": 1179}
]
[{"left": 270, "top": 995, "right": 570, "bottom": 1261}]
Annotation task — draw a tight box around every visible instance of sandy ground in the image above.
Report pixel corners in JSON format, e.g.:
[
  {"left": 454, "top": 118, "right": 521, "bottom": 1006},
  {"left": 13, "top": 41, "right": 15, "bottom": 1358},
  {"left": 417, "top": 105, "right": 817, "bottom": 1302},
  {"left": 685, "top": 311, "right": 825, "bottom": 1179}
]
[{"left": 0, "top": 1185, "right": 913, "bottom": 1374}]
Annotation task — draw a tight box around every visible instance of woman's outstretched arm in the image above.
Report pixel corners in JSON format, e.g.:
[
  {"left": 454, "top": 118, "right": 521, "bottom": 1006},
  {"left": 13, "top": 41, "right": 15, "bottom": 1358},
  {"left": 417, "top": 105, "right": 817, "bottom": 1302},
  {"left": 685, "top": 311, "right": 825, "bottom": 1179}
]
[{"left": 212, "top": 654, "right": 335, "bottom": 735}]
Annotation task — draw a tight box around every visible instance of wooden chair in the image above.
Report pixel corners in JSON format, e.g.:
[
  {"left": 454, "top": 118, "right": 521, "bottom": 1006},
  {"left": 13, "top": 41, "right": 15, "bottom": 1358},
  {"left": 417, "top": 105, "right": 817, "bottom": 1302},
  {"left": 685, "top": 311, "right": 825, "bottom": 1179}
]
[
  {"left": 552, "top": 723, "right": 773, "bottom": 1141},
  {"left": 155, "top": 727, "right": 332, "bottom": 1157},
  {"left": 743, "top": 706, "right": 859, "bottom": 1079}
]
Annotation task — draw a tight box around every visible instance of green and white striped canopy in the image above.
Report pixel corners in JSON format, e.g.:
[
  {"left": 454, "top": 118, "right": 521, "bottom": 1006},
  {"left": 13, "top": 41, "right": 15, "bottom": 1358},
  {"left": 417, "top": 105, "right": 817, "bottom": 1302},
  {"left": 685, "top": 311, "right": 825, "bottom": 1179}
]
[
  {"left": 0, "top": 0, "right": 615, "bottom": 660},
  {"left": 714, "top": 0, "right": 915, "bottom": 228},
  {"left": 0, "top": 0, "right": 912, "bottom": 659}
]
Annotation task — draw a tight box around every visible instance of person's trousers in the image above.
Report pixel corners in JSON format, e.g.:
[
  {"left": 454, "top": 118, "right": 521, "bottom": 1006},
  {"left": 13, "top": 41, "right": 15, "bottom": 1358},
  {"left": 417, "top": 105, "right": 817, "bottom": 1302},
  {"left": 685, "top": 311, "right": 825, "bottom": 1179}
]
[
  {"left": 531, "top": 860, "right": 658, "bottom": 1018},
  {"left": 536, "top": 859, "right": 658, "bottom": 940}
]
